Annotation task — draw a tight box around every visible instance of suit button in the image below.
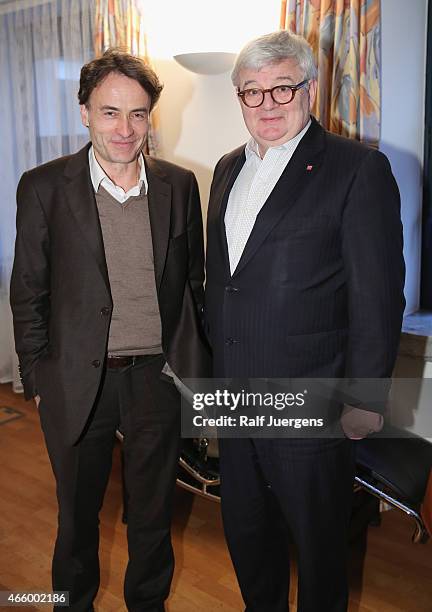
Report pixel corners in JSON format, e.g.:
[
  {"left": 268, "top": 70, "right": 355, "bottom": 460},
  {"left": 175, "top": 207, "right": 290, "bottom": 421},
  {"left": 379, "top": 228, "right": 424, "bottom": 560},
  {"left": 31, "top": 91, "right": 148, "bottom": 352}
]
[
  {"left": 225, "top": 286, "right": 239, "bottom": 293},
  {"left": 100, "top": 307, "right": 110, "bottom": 316},
  {"left": 225, "top": 338, "right": 235, "bottom": 345},
  {"left": 92, "top": 360, "right": 101, "bottom": 368}
]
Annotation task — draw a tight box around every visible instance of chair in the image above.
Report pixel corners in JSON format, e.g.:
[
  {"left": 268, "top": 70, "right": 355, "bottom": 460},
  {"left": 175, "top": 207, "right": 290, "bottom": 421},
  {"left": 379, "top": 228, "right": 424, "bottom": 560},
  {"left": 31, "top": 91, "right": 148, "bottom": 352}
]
[
  {"left": 354, "top": 429, "right": 432, "bottom": 543},
  {"left": 177, "top": 433, "right": 432, "bottom": 543}
]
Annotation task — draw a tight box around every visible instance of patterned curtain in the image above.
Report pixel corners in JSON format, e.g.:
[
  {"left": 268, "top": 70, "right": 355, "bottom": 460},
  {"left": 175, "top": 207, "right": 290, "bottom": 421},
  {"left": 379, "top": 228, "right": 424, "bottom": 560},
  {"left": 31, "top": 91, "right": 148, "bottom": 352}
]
[
  {"left": 280, "top": 0, "right": 381, "bottom": 146},
  {"left": 94, "top": 0, "right": 160, "bottom": 155}
]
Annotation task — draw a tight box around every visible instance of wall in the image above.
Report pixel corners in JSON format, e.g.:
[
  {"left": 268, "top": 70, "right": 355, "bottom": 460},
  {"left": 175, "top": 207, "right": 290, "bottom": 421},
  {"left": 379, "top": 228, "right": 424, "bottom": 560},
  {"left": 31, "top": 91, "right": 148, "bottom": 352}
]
[
  {"left": 145, "top": 0, "right": 280, "bottom": 209},
  {"left": 380, "top": 0, "right": 428, "bottom": 314}
]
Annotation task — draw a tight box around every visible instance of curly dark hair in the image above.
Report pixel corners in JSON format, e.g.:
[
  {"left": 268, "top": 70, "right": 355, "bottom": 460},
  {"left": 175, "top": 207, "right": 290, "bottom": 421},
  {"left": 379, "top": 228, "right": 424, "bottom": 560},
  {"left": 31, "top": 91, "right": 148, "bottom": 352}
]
[{"left": 78, "top": 48, "right": 163, "bottom": 110}]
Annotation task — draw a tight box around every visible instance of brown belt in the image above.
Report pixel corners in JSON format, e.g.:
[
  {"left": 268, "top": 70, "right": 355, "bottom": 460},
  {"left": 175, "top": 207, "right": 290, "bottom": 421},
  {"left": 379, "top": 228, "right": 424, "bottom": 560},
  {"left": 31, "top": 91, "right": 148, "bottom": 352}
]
[{"left": 106, "top": 354, "right": 162, "bottom": 369}]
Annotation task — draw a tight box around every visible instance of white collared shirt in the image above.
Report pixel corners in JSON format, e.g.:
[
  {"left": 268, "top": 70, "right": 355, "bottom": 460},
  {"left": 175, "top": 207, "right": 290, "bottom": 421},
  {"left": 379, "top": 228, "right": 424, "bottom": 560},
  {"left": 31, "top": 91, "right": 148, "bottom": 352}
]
[
  {"left": 225, "top": 119, "right": 311, "bottom": 275},
  {"left": 88, "top": 147, "right": 148, "bottom": 203}
]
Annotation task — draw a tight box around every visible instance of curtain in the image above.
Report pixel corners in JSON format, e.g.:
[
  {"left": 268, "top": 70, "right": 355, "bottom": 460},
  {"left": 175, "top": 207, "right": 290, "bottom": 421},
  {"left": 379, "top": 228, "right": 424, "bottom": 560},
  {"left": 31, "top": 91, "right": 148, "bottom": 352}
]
[
  {"left": 94, "top": 0, "right": 161, "bottom": 156},
  {"left": 0, "top": 0, "right": 95, "bottom": 390},
  {"left": 280, "top": 0, "right": 381, "bottom": 145}
]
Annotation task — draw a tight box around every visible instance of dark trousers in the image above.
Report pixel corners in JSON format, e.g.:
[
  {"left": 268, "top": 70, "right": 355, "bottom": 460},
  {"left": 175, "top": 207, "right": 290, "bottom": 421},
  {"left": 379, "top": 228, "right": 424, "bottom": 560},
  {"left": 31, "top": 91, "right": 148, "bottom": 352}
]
[
  {"left": 218, "top": 437, "right": 355, "bottom": 612},
  {"left": 39, "top": 354, "right": 181, "bottom": 612}
]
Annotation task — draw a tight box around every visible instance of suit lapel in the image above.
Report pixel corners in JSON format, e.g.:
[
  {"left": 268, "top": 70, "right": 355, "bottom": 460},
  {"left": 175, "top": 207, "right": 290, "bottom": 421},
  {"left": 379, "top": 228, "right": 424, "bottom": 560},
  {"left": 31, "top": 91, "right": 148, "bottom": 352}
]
[
  {"left": 145, "top": 156, "right": 172, "bottom": 291},
  {"left": 232, "top": 118, "right": 326, "bottom": 277},
  {"left": 63, "top": 148, "right": 172, "bottom": 295},
  {"left": 63, "top": 145, "right": 110, "bottom": 290},
  {"left": 212, "top": 149, "right": 246, "bottom": 275}
]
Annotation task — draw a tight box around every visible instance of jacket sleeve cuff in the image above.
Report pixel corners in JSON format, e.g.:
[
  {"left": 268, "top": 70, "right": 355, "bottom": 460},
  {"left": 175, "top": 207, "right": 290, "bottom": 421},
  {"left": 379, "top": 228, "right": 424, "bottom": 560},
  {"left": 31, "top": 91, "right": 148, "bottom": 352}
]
[{"left": 21, "top": 369, "right": 37, "bottom": 401}]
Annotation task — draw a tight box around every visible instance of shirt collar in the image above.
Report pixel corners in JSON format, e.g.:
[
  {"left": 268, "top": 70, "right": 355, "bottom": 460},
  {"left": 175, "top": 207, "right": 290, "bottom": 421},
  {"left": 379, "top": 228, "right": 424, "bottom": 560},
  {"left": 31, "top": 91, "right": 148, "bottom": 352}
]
[
  {"left": 88, "top": 146, "right": 148, "bottom": 195},
  {"left": 245, "top": 118, "right": 312, "bottom": 160}
]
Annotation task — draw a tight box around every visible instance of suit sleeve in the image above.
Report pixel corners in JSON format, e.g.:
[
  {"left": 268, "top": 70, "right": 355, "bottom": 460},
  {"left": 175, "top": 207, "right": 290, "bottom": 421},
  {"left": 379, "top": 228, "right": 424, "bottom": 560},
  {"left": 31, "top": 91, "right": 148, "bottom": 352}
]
[
  {"left": 341, "top": 149, "right": 405, "bottom": 384},
  {"left": 10, "top": 172, "right": 50, "bottom": 400},
  {"left": 186, "top": 172, "right": 205, "bottom": 313}
]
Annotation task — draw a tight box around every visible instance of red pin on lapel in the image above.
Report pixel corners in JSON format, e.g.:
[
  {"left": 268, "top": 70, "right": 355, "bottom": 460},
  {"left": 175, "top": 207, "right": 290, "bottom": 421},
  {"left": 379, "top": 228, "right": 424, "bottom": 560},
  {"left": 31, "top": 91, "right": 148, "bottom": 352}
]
[{"left": 306, "top": 165, "right": 313, "bottom": 171}]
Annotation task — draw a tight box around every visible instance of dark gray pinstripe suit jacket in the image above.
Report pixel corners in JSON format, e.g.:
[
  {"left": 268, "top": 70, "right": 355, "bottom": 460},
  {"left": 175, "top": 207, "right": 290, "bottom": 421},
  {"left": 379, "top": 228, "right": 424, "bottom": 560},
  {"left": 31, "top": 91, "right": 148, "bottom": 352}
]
[{"left": 205, "top": 116, "right": 405, "bottom": 382}]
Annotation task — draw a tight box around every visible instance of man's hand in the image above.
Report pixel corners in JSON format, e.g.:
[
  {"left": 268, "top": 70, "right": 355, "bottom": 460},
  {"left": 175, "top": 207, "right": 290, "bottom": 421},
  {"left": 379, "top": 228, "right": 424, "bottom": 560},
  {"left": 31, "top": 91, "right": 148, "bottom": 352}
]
[
  {"left": 341, "top": 405, "right": 383, "bottom": 440},
  {"left": 34, "top": 395, "right": 41, "bottom": 408}
]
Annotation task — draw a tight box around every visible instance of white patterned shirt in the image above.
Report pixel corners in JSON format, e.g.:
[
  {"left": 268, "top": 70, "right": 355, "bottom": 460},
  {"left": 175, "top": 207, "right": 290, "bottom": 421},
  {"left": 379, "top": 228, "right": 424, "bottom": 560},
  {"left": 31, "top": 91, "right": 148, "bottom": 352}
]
[
  {"left": 89, "top": 147, "right": 148, "bottom": 203},
  {"left": 225, "top": 119, "right": 311, "bottom": 275}
]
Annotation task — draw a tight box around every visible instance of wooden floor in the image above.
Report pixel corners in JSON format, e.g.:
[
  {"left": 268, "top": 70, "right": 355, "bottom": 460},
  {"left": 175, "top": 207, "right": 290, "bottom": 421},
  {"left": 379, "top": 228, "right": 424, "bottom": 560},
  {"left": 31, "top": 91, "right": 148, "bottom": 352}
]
[{"left": 0, "top": 382, "right": 431, "bottom": 612}]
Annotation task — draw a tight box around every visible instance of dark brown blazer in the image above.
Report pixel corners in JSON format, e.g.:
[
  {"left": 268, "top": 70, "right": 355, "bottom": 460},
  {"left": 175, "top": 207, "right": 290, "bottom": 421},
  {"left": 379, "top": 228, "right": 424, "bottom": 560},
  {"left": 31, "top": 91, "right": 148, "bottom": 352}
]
[{"left": 10, "top": 144, "right": 211, "bottom": 444}]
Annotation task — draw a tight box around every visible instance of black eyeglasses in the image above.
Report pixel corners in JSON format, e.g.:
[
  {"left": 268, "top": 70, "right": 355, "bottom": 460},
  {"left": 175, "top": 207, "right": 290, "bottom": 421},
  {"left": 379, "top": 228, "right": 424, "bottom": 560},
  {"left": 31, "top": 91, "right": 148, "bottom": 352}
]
[{"left": 237, "top": 80, "right": 309, "bottom": 108}]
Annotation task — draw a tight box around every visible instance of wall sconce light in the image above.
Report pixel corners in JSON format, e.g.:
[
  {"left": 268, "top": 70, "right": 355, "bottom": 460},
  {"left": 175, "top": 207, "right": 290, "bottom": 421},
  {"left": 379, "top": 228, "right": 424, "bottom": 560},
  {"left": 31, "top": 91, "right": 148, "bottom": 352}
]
[{"left": 173, "top": 51, "right": 237, "bottom": 75}]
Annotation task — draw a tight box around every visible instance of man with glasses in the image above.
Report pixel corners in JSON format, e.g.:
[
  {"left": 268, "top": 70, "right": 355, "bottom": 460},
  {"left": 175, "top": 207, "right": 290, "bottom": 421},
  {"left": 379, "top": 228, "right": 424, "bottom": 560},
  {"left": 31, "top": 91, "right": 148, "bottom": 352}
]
[{"left": 205, "top": 31, "right": 405, "bottom": 611}]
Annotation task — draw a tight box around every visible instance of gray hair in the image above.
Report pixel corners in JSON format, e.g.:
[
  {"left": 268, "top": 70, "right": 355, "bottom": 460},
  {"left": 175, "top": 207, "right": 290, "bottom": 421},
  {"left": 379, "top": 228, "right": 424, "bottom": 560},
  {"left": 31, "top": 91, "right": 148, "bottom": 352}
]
[{"left": 231, "top": 30, "right": 318, "bottom": 87}]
